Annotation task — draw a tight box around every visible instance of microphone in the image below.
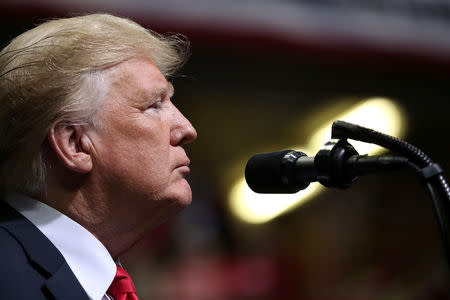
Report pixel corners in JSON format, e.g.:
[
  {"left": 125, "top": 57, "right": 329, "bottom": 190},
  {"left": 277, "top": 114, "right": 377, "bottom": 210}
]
[
  {"left": 245, "top": 150, "right": 315, "bottom": 193},
  {"left": 245, "top": 140, "right": 410, "bottom": 194}
]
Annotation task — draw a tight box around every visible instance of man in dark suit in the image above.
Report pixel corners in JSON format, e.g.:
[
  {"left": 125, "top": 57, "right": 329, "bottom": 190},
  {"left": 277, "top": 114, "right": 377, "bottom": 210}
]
[{"left": 0, "top": 13, "right": 197, "bottom": 299}]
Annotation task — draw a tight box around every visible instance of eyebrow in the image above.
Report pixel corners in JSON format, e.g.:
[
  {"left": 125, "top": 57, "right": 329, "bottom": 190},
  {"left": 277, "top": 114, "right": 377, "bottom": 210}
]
[
  {"left": 152, "top": 82, "right": 174, "bottom": 99},
  {"left": 167, "top": 82, "right": 174, "bottom": 98}
]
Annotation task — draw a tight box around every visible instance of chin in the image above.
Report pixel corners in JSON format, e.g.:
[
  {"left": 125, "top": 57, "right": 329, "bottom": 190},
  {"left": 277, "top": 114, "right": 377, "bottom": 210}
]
[
  {"left": 178, "top": 186, "right": 193, "bottom": 207},
  {"left": 169, "top": 179, "right": 193, "bottom": 208}
]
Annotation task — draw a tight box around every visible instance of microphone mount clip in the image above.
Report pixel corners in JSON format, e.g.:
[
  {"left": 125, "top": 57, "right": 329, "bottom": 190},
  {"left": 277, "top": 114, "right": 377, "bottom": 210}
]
[{"left": 315, "top": 138, "right": 359, "bottom": 189}]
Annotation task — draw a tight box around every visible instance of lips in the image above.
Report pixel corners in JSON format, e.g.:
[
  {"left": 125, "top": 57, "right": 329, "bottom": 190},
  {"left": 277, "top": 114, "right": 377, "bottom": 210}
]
[
  {"left": 178, "top": 158, "right": 190, "bottom": 168},
  {"left": 175, "top": 158, "right": 191, "bottom": 174}
]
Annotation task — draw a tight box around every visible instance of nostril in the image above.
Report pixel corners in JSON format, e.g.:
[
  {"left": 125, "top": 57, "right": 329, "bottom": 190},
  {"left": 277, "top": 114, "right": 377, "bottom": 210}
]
[
  {"left": 184, "top": 126, "right": 197, "bottom": 144},
  {"left": 172, "top": 125, "right": 197, "bottom": 146},
  {"left": 170, "top": 130, "right": 183, "bottom": 146}
]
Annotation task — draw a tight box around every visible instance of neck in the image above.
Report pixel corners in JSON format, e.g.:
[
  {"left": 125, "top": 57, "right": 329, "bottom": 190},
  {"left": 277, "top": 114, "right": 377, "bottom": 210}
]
[
  {"left": 43, "top": 165, "right": 181, "bottom": 258},
  {"left": 43, "top": 180, "right": 144, "bottom": 258}
]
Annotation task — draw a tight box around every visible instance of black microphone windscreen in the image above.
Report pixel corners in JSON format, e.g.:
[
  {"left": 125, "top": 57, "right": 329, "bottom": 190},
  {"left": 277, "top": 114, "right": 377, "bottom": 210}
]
[{"left": 245, "top": 150, "right": 300, "bottom": 193}]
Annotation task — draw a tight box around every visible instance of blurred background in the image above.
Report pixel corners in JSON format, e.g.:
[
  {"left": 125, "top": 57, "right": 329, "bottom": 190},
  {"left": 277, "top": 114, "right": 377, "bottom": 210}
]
[{"left": 1, "top": 0, "right": 449, "bottom": 299}]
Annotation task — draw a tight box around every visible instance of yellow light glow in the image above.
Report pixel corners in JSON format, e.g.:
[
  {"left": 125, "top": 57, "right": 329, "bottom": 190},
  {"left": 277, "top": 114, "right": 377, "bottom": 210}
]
[
  {"left": 229, "top": 97, "right": 405, "bottom": 224},
  {"left": 229, "top": 177, "right": 324, "bottom": 224},
  {"left": 308, "top": 98, "right": 405, "bottom": 155}
]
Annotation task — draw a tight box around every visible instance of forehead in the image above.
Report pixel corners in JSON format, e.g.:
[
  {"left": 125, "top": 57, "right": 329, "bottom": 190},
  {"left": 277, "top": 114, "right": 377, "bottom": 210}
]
[{"left": 107, "top": 58, "right": 171, "bottom": 101}]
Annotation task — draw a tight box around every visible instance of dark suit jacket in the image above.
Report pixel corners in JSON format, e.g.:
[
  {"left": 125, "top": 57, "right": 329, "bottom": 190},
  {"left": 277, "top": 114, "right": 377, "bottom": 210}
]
[{"left": 0, "top": 200, "right": 89, "bottom": 299}]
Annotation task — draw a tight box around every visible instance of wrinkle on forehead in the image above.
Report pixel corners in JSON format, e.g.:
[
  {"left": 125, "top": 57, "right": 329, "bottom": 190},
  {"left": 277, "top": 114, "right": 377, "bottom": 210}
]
[{"left": 106, "top": 58, "right": 171, "bottom": 105}]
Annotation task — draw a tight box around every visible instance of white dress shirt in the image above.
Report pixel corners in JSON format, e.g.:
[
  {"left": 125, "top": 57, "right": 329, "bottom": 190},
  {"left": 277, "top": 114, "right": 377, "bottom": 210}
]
[{"left": 6, "top": 193, "right": 117, "bottom": 300}]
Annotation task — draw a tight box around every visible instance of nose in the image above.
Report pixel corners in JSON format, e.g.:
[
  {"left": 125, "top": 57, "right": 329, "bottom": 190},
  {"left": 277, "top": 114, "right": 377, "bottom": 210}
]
[{"left": 170, "top": 104, "right": 197, "bottom": 146}]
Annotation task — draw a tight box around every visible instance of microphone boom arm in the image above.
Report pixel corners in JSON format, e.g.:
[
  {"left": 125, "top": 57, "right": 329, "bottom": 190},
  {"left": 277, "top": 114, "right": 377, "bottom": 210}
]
[{"left": 330, "top": 120, "right": 450, "bottom": 271}]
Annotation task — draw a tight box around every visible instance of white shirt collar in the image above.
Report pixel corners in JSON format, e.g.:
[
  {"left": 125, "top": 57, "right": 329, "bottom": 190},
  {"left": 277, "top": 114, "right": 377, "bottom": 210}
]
[{"left": 6, "top": 193, "right": 116, "bottom": 300}]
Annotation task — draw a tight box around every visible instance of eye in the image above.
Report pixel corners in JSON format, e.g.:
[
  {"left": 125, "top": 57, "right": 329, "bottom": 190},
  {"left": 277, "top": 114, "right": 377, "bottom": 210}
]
[
  {"left": 151, "top": 100, "right": 162, "bottom": 109},
  {"left": 146, "top": 98, "right": 163, "bottom": 111}
]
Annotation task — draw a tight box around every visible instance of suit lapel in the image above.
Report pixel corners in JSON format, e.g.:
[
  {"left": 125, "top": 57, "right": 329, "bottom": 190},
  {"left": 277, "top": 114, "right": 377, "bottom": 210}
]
[
  {"left": 0, "top": 201, "right": 89, "bottom": 299},
  {"left": 44, "top": 261, "right": 90, "bottom": 300}
]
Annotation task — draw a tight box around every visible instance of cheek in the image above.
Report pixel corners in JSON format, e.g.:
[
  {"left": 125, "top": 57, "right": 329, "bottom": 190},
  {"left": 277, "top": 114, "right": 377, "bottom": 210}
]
[
  {"left": 121, "top": 126, "right": 172, "bottom": 182},
  {"left": 144, "top": 144, "right": 171, "bottom": 178},
  {"left": 122, "top": 130, "right": 170, "bottom": 171},
  {"left": 92, "top": 107, "right": 175, "bottom": 188},
  {"left": 93, "top": 139, "right": 172, "bottom": 200}
]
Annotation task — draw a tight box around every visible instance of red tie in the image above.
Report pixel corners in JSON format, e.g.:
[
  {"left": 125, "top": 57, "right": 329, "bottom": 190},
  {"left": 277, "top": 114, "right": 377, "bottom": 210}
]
[{"left": 107, "top": 265, "right": 139, "bottom": 300}]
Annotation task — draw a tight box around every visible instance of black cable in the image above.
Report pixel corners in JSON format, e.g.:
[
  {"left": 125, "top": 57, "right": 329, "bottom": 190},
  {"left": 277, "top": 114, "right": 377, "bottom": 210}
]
[
  {"left": 407, "top": 162, "right": 449, "bottom": 263},
  {"left": 426, "top": 182, "right": 450, "bottom": 271}
]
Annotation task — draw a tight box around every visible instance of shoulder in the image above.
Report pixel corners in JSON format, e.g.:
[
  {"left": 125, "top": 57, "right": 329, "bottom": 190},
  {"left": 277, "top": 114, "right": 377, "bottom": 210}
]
[
  {"left": 0, "top": 225, "right": 32, "bottom": 275},
  {"left": 0, "top": 225, "right": 27, "bottom": 261},
  {"left": 0, "top": 226, "right": 49, "bottom": 298}
]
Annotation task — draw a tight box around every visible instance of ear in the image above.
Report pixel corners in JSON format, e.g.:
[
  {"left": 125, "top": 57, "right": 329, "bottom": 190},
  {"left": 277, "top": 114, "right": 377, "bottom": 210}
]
[{"left": 48, "top": 122, "right": 93, "bottom": 173}]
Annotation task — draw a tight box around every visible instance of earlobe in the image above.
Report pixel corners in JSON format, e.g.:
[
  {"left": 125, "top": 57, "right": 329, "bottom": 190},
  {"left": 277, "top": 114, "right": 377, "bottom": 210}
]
[{"left": 48, "top": 122, "right": 93, "bottom": 173}]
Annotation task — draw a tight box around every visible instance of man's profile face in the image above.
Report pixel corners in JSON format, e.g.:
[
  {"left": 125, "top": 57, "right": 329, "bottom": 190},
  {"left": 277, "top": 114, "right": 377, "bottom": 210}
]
[{"left": 88, "top": 57, "right": 197, "bottom": 215}]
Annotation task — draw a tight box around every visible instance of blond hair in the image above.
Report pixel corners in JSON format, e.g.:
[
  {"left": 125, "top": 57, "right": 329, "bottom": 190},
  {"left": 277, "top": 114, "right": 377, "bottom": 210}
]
[{"left": 0, "top": 13, "right": 189, "bottom": 195}]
